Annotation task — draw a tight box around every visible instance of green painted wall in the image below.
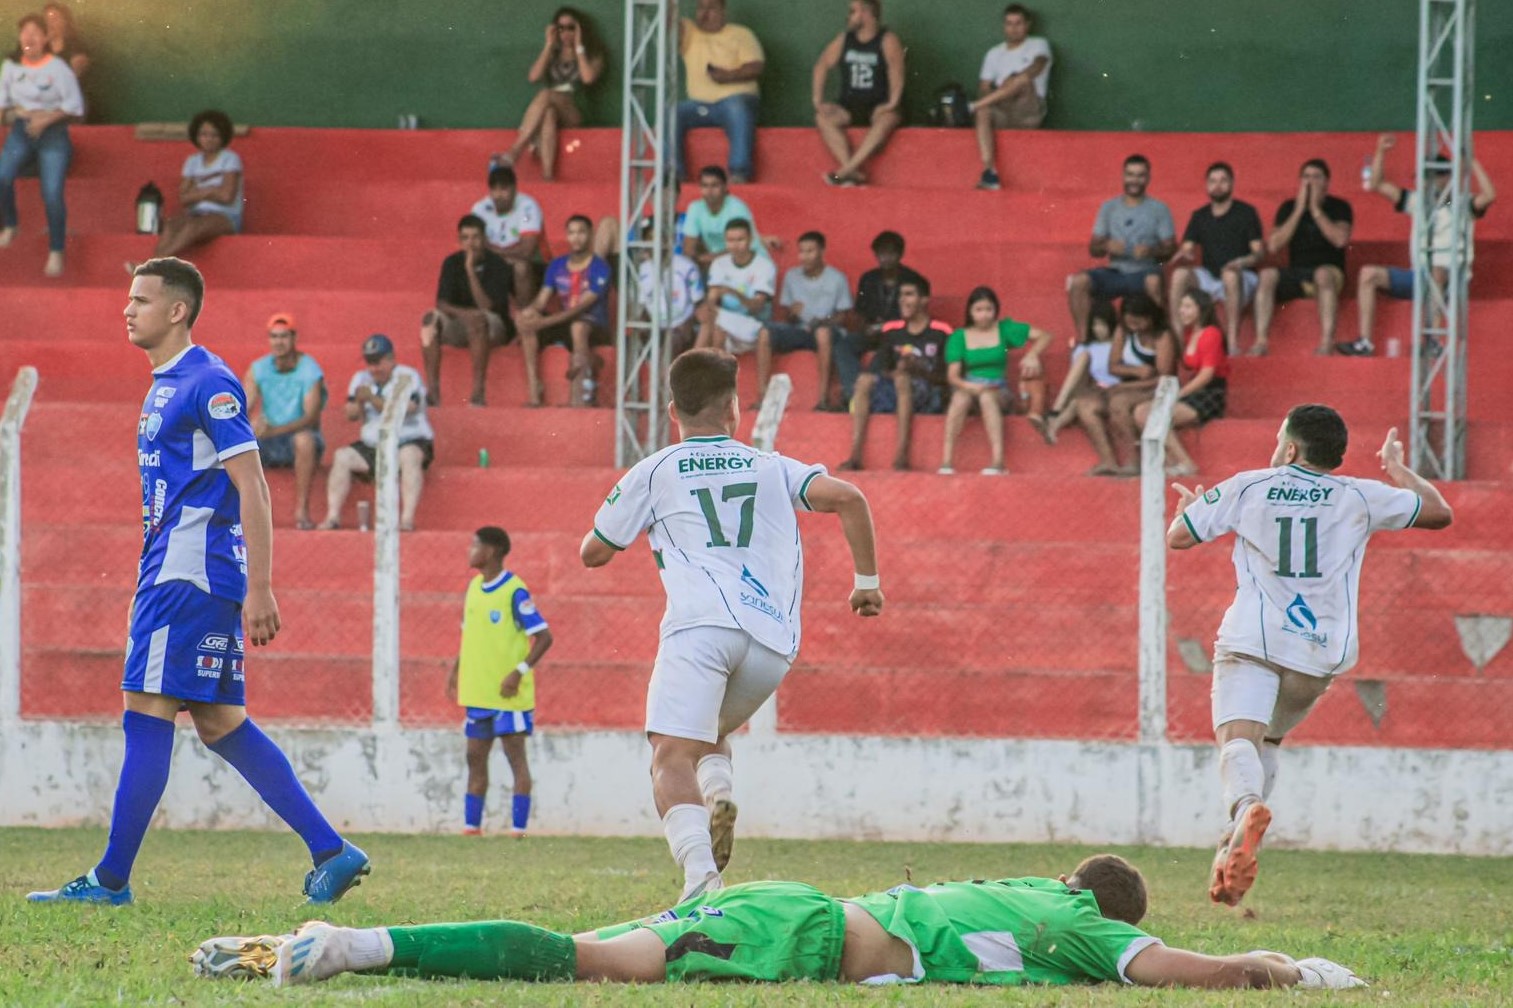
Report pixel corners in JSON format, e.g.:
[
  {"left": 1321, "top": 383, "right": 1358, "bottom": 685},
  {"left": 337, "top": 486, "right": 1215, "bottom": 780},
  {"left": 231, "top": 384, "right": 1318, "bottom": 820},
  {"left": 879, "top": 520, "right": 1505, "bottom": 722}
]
[{"left": 66, "top": 1, "right": 1512, "bottom": 131}]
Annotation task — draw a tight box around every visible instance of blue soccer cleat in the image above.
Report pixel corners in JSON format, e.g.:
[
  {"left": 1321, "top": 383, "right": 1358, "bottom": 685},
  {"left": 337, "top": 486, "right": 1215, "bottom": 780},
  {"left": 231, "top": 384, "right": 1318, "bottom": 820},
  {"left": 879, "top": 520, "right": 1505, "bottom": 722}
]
[
  {"left": 26, "top": 870, "right": 134, "bottom": 906},
  {"left": 301, "top": 841, "right": 370, "bottom": 904}
]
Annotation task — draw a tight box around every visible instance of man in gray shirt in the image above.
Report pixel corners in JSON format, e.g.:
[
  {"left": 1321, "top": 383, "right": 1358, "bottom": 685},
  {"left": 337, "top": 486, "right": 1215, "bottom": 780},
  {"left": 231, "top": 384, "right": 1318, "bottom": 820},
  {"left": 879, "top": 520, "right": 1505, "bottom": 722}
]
[
  {"left": 759, "top": 231, "right": 853, "bottom": 411},
  {"left": 1067, "top": 154, "right": 1174, "bottom": 341}
]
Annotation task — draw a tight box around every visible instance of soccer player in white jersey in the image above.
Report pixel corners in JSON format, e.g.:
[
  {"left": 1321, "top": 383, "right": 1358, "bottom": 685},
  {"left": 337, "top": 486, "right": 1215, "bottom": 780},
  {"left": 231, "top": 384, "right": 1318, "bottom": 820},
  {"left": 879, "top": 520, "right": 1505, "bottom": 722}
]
[
  {"left": 1167, "top": 404, "right": 1452, "bottom": 906},
  {"left": 27, "top": 258, "right": 370, "bottom": 906},
  {"left": 581, "top": 348, "right": 884, "bottom": 901}
]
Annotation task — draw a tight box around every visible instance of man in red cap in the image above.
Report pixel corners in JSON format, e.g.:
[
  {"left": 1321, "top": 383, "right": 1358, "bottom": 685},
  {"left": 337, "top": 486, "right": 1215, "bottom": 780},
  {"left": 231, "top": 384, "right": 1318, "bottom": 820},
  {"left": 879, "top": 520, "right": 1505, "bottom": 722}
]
[{"left": 244, "top": 313, "right": 327, "bottom": 529}]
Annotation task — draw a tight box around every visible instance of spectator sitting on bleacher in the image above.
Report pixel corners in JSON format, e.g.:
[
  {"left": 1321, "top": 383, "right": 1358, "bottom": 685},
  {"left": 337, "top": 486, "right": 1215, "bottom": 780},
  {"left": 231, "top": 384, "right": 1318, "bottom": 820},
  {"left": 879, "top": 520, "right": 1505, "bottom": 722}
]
[
  {"left": 636, "top": 240, "right": 705, "bottom": 356},
  {"left": 517, "top": 214, "right": 613, "bottom": 408},
  {"left": 126, "top": 109, "right": 243, "bottom": 272},
  {"left": 761, "top": 230, "right": 852, "bottom": 411},
  {"left": 695, "top": 218, "right": 775, "bottom": 404},
  {"left": 42, "top": 3, "right": 88, "bottom": 81},
  {"left": 838, "top": 275, "right": 951, "bottom": 472},
  {"left": 244, "top": 313, "right": 326, "bottom": 531},
  {"left": 675, "top": 0, "right": 763, "bottom": 184},
  {"left": 1338, "top": 134, "right": 1496, "bottom": 357},
  {"left": 813, "top": 0, "right": 904, "bottom": 188},
  {"left": 1067, "top": 154, "right": 1174, "bottom": 346},
  {"left": 1104, "top": 293, "right": 1180, "bottom": 476},
  {"left": 0, "top": 12, "right": 83, "bottom": 277},
  {"left": 938, "top": 285, "right": 1052, "bottom": 476},
  {"left": 1168, "top": 161, "right": 1264, "bottom": 355},
  {"left": 1040, "top": 298, "right": 1123, "bottom": 472},
  {"left": 971, "top": 2, "right": 1051, "bottom": 192},
  {"left": 1251, "top": 158, "right": 1352, "bottom": 357},
  {"left": 1133, "top": 289, "right": 1228, "bottom": 478},
  {"left": 680, "top": 165, "right": 775, "bottom": 268},
  {"left": 472, "top": 164, "right": 546, "bottom": 306},
  {"left": 833, "top": 229, "right": 926, "bottom": 407},
  {"left": 492, "top": 7, "right": 604, "bottom": 182},
  {"left": 420, "top": 213, "right": 514, "bottom": 408},
  {"left": 320, "top": 334, "right": 434, "bottom": 532}
]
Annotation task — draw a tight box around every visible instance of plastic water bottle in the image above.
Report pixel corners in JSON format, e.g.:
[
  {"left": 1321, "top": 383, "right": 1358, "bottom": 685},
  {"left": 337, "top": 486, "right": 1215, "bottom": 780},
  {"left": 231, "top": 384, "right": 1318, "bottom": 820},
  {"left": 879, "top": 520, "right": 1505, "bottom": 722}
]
[
  {"left": 356, "top": 501, "right": 371, "bottom": 532},
  {"left": 1385, "top": 337, "right": 1402, "bottom": 358},
  {"left": 478, "top": 448, "right": 490, "bottom": 468},
  {"left": 1361, "top": 156, "right": 1374, "bottom": 192}
]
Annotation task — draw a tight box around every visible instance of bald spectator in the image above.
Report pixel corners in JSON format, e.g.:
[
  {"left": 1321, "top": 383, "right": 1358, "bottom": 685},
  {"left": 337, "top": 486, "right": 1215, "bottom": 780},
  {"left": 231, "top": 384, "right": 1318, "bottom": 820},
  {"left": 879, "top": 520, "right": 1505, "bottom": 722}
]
[
  {"left": 674, "top": 0, "right": 764, "bottom": 184},
  {"left": 813, "top": 0, "right": 905, "bottom": 187}
]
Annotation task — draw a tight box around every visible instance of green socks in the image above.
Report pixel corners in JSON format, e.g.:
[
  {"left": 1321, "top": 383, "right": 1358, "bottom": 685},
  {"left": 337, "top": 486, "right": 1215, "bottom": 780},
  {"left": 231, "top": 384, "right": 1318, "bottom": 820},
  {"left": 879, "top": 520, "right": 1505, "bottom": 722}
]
[{"left": 384, "top": 921, "right": 578, "bottom": 981}]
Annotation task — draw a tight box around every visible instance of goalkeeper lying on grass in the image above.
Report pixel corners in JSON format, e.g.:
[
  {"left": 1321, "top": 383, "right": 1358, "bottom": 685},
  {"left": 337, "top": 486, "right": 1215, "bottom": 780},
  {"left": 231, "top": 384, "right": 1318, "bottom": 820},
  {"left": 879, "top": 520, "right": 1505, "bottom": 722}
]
[{"left": 192, "top": 853, "right": 1364, "bottom": 990}]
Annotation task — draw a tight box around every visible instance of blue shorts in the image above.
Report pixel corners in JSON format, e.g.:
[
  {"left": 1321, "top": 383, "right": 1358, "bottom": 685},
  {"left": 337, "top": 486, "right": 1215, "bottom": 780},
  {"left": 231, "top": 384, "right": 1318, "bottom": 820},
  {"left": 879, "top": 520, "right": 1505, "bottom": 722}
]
[
  {"left": 258, "top": 430, "right": 325, "bottom": 468},
  {"left": 869, "top": 375, "right": 945, "bottom": 415},
  {"left": 1386, "top": 267, "right": 1415, "bottom": 299},
  {"left": 122, "top": 581, "right": 246, "bottom": 705},
  {"left": 465, "top": 707, "right": 535, "bottom": 739},
  {"left": 1086, "top": 266, "right": 1159, "bottom": 299}
]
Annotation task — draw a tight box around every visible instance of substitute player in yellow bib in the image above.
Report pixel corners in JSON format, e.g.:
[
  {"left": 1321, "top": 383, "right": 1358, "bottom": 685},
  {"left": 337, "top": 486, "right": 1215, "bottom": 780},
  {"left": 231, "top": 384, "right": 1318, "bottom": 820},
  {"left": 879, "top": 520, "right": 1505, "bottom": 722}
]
[
  {"left": 446, "top": 526, "right": 554, "bottom": 837},
  {"left": 581, "top": 348, "right": 883, "bottom": 902},
  {"left": 1168, "top": 405, "right": 1451, "bottom": 906}
]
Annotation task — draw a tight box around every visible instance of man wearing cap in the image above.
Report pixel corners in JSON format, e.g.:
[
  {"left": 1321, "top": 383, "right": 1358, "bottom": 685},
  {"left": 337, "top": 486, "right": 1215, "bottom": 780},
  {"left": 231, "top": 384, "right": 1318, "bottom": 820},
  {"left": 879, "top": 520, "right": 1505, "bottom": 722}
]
[
  {"left": 244, "top": 314, "right": 327, "bottom": 530},
  {"left": 318, "top": 334, "right": 435, "bottom": 532}
]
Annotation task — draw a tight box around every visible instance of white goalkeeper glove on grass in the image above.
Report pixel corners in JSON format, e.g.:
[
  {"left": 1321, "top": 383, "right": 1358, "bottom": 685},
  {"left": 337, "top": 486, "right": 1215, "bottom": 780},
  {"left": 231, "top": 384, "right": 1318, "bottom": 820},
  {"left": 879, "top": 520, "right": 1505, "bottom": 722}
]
[{"left": 1294, "top": 956, "right": 1368, "bottom": 989}]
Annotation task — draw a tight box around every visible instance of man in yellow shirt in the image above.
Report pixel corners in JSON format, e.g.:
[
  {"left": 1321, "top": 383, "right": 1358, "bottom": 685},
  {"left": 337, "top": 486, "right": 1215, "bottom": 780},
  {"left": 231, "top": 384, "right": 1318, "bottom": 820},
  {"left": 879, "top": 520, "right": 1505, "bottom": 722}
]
[
  {"left": 675, "top": 0, "right": 764, "bottom": 183},
  {"left": 445, "top": 527, "right": 554, "bottom": 837}
]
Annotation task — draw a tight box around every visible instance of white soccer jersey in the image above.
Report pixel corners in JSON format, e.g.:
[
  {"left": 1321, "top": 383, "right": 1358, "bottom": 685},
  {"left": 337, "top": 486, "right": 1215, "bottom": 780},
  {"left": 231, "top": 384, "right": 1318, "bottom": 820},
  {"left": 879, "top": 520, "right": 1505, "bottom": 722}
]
[
  {"left": 1180, "top": 464, "right": 1422, "bottom": 677},
  {"left": 470, "top": 192, "right": 543, "bottom": 252},
  {"left": 592, "top": 435, "right": 825, "bottom": 659}
]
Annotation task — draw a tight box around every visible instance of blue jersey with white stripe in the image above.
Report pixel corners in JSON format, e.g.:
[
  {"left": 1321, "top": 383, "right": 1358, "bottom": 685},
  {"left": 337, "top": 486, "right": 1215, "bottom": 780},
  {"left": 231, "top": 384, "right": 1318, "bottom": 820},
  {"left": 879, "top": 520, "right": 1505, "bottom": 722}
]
[{"left": 136, "top": 344, "right": 260, "bottom": 602}]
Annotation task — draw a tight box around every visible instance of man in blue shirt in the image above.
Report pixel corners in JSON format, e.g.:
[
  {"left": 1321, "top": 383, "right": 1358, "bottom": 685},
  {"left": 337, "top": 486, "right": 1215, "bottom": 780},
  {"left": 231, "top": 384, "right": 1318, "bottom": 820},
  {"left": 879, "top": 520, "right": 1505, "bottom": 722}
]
[
  {"left": 27, "top": 258, "right": 370, "bottom": 907},
  {"left": 245, "top": 312, "right": 326, "bottom": 530},
  {"left": 516, "top": 215, "right": 613, "bottom": 407}
]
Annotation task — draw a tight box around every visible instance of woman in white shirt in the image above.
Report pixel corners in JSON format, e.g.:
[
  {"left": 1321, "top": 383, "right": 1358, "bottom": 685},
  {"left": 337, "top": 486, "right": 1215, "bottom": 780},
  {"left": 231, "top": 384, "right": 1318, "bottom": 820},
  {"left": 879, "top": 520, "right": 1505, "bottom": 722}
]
[
  {"left": 0, "top": 12, "right": 85, "bottom": 277},
  {"left": 139, "top": 108, "right": 244, "bottom": 265}
]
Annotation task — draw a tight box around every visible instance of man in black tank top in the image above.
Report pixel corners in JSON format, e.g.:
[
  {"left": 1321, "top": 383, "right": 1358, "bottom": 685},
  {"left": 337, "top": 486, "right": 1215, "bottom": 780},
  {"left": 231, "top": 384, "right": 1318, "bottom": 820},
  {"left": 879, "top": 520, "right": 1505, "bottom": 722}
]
[{"left": 813, "top": 0, "right": 905, "bottom": 186}]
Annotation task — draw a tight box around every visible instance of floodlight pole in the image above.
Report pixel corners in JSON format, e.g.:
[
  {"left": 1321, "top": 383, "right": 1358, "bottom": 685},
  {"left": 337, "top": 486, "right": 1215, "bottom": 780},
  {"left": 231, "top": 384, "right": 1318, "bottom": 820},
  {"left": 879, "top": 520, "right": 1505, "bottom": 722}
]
[
  {"left": 614, "top": 0, "right": 680, "bottom": 466},
  {"left": 1410, "top": 0, "right": 1474, "bottom": 479}
]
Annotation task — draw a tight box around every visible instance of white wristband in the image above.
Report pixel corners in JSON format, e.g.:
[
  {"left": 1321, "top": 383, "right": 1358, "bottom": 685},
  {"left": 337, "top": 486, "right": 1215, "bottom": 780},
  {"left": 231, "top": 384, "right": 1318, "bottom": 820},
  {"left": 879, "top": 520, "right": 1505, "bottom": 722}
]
[
  {"left": 853, "top": 573, "right": 880, "bottom": 591},
  {"left": 516, "top": 661, "right": 532, "bottom": 675}
]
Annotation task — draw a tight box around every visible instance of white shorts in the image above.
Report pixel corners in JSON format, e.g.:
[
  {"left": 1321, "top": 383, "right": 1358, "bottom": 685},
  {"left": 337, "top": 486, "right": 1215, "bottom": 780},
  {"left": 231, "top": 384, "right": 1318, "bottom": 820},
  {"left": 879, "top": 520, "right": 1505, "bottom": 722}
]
[
  {"left": 645, "top": 626, "right": 792, "bottom": 743},
  {"left": 1193, "top": 267, "right": 1259, "bottom": 306},
  {"left": 716, "top": 309, "right": 764, "bottom": 351},
  {"left": 1211, "top": 648, "right": 1333, "bottom": 737}
]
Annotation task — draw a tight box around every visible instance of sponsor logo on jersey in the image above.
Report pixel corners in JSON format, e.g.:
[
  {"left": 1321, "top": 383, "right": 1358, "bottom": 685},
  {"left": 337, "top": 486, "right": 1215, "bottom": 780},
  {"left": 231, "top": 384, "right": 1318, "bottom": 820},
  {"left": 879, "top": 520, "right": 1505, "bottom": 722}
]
[
  {"left": 195, "top": 655, "right": 224, "bottom": 672},
  {"left": 198, "top": 633, "right": 230, "bottom": 652},
  {"left": 145, "top": 412, "right": 163, "bottom": 441},
  {"left": 518, "top": 599, "right": 537, "bottom": 616},
  {"left": 740, "top": 591, "right": 782, "bottom": 623},
  {"left": 232, "top": 637, "right": 245, "bottom": 654},
  {"left": 678, "top": 455, "right": 755, "bottom": 473},
  {"left": 740, "top": 564, "right": 769, "bottom": 598},
  {"left": 1283, "top": 593, "right": 1328, "bottom": 645},
  {"left": 606, "top": 484, "right": 622, "bottom": 505},
  {"left": 208, "top": 392, "right": 241, "bottom": 420},
  {"left": 153, "top": 386, "right": 177, "bottom": 407},
  {"left": 137, "top": 449, "right": 161, "bottom": 467},
  {"left": 1203, "top": 487, "right": 1221, "bottom": 504},
  {"left": 489, "top": 609, "right": 503, "bottom": 624},
  {"left": 138, "top": 413, "right": 149, "bottom": 435},
  {"left": 1267, "top": 485, "right": 1334, "bottom": 504},
  {"left": 151, "top": 478, "right": 168, "bottom": 526}
]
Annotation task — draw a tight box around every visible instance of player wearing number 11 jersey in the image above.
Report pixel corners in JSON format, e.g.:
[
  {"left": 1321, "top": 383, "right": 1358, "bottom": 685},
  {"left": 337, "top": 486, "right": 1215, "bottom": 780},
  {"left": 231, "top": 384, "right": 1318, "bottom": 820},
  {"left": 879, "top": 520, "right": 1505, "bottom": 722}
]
[
  {"left": 581, "top": 348, "right": 883, "bottom": 902},
  {"left": 1167, "top": 404, "right": 1451, "bottom": 906}
]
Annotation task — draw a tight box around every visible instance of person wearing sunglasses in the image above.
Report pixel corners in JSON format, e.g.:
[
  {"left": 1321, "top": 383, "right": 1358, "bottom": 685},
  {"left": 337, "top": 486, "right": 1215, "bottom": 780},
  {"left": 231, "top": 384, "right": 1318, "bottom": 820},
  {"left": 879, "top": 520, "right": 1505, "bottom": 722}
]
[{"left": 492, "top": 7, "right": 604, "bottom": 182}]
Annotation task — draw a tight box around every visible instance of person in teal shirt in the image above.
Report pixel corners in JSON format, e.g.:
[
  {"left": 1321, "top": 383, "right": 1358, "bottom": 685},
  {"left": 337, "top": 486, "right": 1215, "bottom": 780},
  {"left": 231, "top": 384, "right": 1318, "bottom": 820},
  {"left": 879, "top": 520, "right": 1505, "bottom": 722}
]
[
  {"left": 939, "top": 285, "right": 1053, "bottom": 475},
  {"left": 680, "top": 165, "right": 774, "bottom": 268},
  {"left": 244, "top": 313, "right": 326, "bottom": 529},
  {"left": 192, "top": 852, "right": 1365, "bottom": 990}
]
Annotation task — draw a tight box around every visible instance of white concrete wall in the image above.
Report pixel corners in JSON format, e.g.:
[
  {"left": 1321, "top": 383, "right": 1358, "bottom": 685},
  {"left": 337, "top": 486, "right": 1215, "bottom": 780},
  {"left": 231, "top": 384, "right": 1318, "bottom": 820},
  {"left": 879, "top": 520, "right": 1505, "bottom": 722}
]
[{"left": 3, "top": 721, "right": 1511, "bottom": 855}]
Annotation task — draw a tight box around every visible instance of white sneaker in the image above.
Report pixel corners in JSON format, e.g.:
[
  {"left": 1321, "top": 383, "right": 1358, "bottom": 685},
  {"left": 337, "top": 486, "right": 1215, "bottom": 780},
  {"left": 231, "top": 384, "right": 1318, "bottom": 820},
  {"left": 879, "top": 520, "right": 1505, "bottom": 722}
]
[
  {"left": 679, "top": 870, "right": 724, "bottom": 904},
  {"left": 273, "top": 921, "right": 348, "bottom": 987},
  {"left": 191, "top": 932, "right": 292, "bottom": 980}
]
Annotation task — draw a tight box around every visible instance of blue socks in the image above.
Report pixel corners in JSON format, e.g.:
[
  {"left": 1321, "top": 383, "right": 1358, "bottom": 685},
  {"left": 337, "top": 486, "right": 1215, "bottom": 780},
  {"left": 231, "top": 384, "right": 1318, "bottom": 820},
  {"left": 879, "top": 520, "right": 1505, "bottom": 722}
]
[
  {"left": 94, "top": 710, "right": 176, "bottom": 891},
  {"left": 208, "top": 718, "right": 343, "bottom": 865},
  {"left": 512, "top": 794, "right": 531, "bottom": 833},
  {"left": 464, "top": 793, "right": 484, "bottom": 830}
]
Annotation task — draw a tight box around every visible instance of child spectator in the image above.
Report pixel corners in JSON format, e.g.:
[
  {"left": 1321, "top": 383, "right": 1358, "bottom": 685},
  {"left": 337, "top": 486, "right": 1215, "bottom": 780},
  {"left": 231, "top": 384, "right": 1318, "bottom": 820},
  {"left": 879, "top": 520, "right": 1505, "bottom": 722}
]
[
  {"left": 493, "top": 7, "right": 605, "bottom": 181},
  {"left": 938, "top": 285, "right": 1052, "bottom": 476},
  {"left": 445, "top": 526, "right": 553, "bottom": 838},
  {"left": 1040, "top": 299, "right": 1125, "bottom": 474}
]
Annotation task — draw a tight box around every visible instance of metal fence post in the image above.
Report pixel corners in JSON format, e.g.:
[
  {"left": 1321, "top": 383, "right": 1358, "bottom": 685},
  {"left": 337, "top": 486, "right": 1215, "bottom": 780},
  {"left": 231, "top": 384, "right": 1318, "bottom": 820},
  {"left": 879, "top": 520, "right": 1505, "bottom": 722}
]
[{"left": 371, "top": 371, "right": 413, "bottom": 729}]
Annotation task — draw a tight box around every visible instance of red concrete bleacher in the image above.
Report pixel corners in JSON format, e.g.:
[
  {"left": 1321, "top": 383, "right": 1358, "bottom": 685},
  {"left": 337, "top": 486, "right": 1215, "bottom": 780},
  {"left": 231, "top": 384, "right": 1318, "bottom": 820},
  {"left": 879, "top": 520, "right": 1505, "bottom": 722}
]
[{"left": 5, "top": 126, "right": 1511, "bottom": 746}]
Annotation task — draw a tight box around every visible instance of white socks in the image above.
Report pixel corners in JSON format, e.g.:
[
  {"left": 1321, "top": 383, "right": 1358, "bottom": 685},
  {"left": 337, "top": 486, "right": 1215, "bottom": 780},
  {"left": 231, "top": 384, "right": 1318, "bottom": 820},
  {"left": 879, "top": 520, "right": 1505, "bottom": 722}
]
[
  {"left": 662, "top": 803, "right": 719, "bottom": 884},
  {"left": 343, "top": 927, "right": 394, "bottom": 973},
  {"left": 1259, "top": 741, "right": 1281, "bottom": 801},
  {"left": 1219, "top": 738, "right": 1265, "bottom": 821},
  {"left": 696, "top": 754, "right": 734, "bottom": 804}
]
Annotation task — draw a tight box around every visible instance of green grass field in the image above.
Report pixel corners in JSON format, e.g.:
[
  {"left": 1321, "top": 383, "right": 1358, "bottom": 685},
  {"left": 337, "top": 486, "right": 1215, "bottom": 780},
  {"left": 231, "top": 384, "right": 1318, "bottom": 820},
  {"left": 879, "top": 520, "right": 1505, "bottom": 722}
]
[{"left": 1, "top": 827, "right": 1507, "bottom": 1006}]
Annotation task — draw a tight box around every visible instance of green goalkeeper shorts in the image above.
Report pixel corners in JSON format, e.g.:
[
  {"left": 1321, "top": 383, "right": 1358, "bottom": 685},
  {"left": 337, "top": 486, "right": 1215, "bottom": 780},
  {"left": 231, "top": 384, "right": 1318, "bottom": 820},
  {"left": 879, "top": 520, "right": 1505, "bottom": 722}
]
[{"left": 593, "top": 880, "right": 845, "bottom": 982}]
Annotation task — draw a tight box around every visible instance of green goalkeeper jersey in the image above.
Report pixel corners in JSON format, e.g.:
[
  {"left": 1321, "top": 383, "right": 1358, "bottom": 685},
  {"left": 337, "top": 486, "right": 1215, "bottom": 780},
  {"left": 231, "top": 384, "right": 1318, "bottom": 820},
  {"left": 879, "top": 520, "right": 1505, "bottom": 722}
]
[{"left": 846, "top": 877, "right": 1161, "bottom": 985}]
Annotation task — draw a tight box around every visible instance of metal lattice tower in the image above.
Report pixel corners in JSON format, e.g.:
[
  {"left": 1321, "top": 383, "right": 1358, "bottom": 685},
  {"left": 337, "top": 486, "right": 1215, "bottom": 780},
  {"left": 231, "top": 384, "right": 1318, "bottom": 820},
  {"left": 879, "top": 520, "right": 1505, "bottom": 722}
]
[
  {"left": 1410, "top": 0, "right": 1475, "bottom": 479},
  {"left": 613, "top": 0, "right": 679, "bottom": 466}
]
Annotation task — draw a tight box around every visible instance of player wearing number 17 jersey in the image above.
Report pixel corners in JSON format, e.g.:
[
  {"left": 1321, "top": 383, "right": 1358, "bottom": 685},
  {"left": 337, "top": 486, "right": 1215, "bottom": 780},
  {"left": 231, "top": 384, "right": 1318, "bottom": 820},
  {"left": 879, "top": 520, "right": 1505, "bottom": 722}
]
[
  {"left": 581, "top": 348, "right": 883, "bottom": 901},
  {"left": 1167, "top": 404, "right": 1452, "bottom": 907}
]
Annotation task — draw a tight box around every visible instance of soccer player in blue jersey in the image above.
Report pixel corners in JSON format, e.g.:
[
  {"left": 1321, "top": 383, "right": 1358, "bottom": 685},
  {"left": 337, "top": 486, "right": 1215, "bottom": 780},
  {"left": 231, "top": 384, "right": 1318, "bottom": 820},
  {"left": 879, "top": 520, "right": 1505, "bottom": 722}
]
[
  {"left": 445, "top": 526, "right": 554, "bottom": 837},
  {"left": 27, "top": 257, "right": 370, "bottom": 906}
]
